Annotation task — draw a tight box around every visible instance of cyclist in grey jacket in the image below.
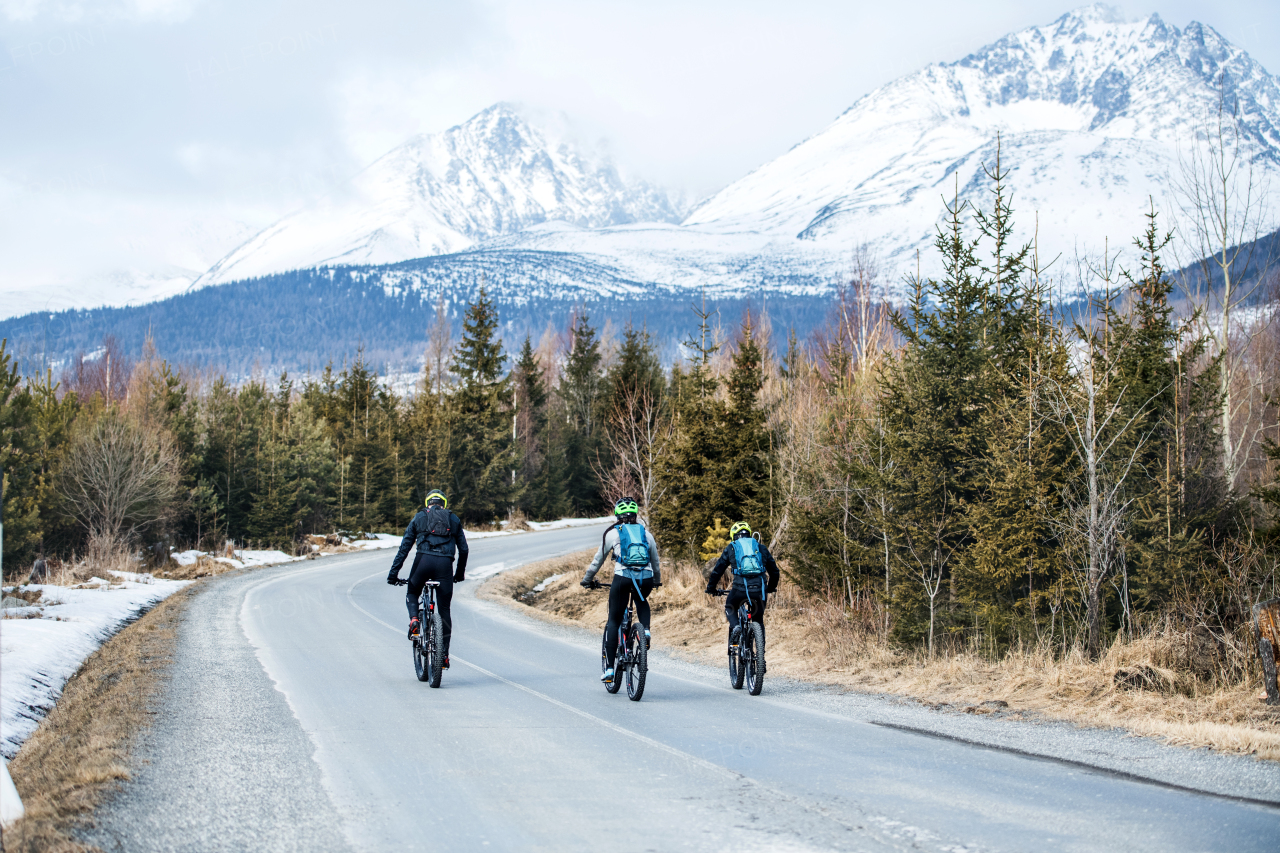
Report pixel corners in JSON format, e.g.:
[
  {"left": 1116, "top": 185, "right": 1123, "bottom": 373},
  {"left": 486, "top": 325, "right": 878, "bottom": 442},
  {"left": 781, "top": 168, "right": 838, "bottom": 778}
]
[{"left": 581, "top": 497, "right": 661, "bottom": 683}]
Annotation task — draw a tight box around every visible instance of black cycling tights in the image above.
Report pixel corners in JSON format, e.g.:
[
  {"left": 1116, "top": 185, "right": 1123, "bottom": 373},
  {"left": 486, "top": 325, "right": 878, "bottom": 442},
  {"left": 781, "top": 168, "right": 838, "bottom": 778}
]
[
  {"left": 406, "top": 552, "right": 454, "bottom": 654},
  {"left": 604, "top": 573, "right": 653, "bottom": 667},
  {"left": 725, "top": 578, "right": 767, "bottom": 632}
]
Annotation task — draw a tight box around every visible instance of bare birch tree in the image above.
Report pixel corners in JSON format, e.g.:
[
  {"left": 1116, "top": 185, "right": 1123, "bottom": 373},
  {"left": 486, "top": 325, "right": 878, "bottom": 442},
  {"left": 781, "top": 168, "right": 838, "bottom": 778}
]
[
  {"left": 597, "top": 387, "right": 671, "bottom": 521},
  {"left": 1047, "top": 281, "right": 1154, "bottom": 659},
  {"left": 1171, "top": 83, "right": 1277, "bottom": 490}
]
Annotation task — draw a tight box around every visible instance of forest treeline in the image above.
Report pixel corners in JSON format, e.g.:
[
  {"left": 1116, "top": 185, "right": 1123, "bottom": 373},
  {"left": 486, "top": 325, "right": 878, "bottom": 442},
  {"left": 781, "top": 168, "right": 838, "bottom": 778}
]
[{"left": 2, "top": 165, "right": 1279, "bottom": 662}]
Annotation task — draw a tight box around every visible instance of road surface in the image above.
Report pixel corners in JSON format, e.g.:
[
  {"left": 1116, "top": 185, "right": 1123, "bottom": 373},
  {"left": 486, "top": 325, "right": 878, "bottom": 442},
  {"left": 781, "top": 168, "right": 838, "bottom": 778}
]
[{"left": 85, "top": 527, "right": 1280, "bottom": 852}]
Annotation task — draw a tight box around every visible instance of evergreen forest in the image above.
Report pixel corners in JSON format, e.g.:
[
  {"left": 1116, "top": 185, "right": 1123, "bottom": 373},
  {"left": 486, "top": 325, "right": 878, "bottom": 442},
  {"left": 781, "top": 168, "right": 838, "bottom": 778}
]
[{"left": 3, "top": 164, "right": 1279, "bottom": 666}]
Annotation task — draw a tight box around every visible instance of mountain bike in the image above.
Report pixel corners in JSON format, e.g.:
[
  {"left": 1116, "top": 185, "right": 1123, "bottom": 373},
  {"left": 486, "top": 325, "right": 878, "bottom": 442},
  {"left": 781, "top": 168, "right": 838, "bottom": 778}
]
[
  {"left": 588, "top": 580, "right": 648, "bottom": 701},
  {"left": 395, "top": 579, "right": 445, "bottom": 687},
  {"left": 714, "top": 588, "right": 765, "bottom": 695}
]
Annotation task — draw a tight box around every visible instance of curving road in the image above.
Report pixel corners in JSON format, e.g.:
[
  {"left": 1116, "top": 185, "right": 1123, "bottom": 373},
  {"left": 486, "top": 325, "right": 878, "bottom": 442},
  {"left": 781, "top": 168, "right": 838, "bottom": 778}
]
[{"left": 85, "top": 527, "right": 1279, "bottom": 852}]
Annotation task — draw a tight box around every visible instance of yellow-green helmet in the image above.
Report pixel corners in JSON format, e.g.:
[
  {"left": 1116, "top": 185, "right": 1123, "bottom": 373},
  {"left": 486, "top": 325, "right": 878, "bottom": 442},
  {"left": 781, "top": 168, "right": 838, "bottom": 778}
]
[
  {"left": 425, "top": 489, "right": 448, "bottom": 508},
  {"left": 613, "top": 497, "right": 639, "bottom": 517},
  {"left": 730, "top": 521, "right": 752, "bottom": 538}
]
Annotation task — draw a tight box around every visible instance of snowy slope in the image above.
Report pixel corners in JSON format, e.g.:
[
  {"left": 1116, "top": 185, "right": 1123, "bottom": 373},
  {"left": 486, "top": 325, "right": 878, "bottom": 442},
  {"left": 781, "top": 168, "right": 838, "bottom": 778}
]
[
  {"left": 685, "top": 4, "right": 1280, "bottom": 280},
  {"left": 197, "top": 104, "right": 684, "bottom": 286}
]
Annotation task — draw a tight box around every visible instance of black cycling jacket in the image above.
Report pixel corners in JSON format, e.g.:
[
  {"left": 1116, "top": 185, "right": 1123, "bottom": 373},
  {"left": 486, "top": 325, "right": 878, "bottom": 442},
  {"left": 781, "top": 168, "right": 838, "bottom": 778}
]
[
  {"left": 389, "top": 508, "right": 469, "bottom": 578},
  {"left": 705, "top": 537, "right": 779, "bottom": 594}
]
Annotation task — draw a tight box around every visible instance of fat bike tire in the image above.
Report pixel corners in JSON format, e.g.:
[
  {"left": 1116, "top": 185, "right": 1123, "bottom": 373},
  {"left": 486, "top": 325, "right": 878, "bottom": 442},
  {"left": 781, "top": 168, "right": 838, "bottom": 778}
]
[
  {"left": 746, "top": 621, "right": 766, "bottom": 696},
  {"left": 426, "top": 608, "right": 445, "bottom": 688},
  {"left": 602, "top": 629, "right": 623, "bottom": 694},
  {"left": 626, "top": 628, "right": 648, "bottom": 702},
  {"left": 729, "top": 628, "right": 745, "bottom": 690},
  {"left": 413, "top": 607, "right": 429, "bottom": 682}
]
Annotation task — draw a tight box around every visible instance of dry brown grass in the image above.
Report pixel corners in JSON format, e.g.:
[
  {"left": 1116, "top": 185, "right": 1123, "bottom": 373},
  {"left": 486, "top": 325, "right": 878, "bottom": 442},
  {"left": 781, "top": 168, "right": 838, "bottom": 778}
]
[
  {"left": 4, "top": 585, "right": 197, "bottom": 853},
  {"left": 482, "top": 551, "right": 1280, "bottom": 761}
]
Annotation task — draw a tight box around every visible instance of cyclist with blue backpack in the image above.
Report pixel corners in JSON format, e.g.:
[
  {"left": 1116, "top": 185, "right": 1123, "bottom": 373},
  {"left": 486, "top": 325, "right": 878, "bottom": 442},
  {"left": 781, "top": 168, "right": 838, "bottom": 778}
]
[
  {"left": 581, "top": 497, "right": 662, "bottom": 684},
  {"left": 705, "top": 521, "right": 779, "bottom": 646}
]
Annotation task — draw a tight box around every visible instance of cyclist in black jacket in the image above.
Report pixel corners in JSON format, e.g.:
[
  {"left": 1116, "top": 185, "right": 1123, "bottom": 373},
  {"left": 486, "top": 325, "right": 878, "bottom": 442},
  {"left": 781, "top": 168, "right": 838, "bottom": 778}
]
[
  {"left": 705, "top": 521, "right": 779, "bottom": 644},
  {"left": 388, "top": 489, "right": 468, "bottom": 666}
]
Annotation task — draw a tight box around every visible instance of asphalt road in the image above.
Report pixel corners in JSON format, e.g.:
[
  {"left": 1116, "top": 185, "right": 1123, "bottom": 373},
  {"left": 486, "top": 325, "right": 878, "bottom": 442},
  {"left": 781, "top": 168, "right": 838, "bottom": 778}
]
[{"left": 85, "top": 527, "right": 1280, "bottom": 852}]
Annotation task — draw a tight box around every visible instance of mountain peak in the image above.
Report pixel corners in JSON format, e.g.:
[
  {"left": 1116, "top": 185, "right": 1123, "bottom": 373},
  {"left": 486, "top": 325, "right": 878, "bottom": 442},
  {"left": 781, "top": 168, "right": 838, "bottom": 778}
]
[
  {"left": 196, "top": 103, "right": 683, "bottom": 286},
  {"left": 685, "top": 6, "right": 1280, "bottom": 280}
]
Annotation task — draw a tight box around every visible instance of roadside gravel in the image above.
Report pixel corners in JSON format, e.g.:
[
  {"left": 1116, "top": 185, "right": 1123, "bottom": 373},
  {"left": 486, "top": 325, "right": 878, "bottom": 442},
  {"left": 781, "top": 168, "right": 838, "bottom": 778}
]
[{"left": 79, "top": 566, "right": 350, "bottom": 853}]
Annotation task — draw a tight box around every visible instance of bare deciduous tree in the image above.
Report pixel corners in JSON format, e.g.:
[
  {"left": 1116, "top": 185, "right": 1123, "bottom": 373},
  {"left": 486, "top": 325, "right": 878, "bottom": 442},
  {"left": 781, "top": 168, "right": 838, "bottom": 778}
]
[
  {"left": 60, "top": 409, "right": 182, "bottom": 552},
  {"left": 596, "top": 387, "right": 671, "bottom": 521},
  {"left": 1171, "top": 83, "right": 1277, "bottom": 490},
  {"left": 1048, "top": 284, "right": 1154, "bottom": 659}
]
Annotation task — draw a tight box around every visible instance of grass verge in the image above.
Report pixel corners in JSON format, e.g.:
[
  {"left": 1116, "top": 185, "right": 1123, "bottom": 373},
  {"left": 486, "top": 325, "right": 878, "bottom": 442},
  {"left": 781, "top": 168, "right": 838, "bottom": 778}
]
[
  {"left": 481, "top": 550, "right": 1280, "bottom": 761},
  {"left": 3, "top": 584, "right": 197, "bottom": 853}
]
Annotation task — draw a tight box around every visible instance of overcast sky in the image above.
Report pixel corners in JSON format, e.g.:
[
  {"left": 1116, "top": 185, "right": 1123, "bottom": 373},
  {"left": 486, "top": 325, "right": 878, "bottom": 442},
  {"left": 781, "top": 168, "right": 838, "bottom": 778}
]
[{"left": 2, "top": 1, "right": 1278, "bottom": 300}]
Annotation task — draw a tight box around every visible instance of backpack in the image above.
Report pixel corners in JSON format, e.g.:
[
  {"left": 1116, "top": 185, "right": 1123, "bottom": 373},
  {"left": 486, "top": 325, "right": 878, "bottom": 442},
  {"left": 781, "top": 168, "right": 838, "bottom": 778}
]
[
  {"left": 613, "top": 524, "right": 653, "bottom": 578},
  {"left": 421, "top": 506, "right": 454, "bottom": 554},
  {"left": 731, "top": 537, "right": 765, "bottom": 576}
]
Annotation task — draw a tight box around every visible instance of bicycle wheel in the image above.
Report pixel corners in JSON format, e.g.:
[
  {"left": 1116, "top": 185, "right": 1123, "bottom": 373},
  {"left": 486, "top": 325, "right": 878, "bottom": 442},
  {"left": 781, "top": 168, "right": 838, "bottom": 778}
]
[
  {"left": 728, "top": 626, "right": 745, "bottom": 690},
  {"left": 426, "top": 607, "right": 444, "bottom": 688},
  {"left": 746, "top": 621, "right": 766, "bottom": 695},
  {"left": 601, "top": 628, "right": 623, "bottom": 694},
  {"left": 626, "top": 626, "right": 647, "bottom": 701},
  {"left": 413, "top": 606, "right": 429, "bottom": 682}
]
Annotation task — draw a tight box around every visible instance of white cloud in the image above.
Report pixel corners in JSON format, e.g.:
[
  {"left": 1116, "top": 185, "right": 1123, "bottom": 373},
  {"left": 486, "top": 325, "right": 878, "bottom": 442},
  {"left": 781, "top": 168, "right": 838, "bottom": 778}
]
[
  {"left": 1, "top": 0, "right": 1278, "bottom": 314},
  {"left": 1, "top": 0, "right": 200, "bottom": 23}
]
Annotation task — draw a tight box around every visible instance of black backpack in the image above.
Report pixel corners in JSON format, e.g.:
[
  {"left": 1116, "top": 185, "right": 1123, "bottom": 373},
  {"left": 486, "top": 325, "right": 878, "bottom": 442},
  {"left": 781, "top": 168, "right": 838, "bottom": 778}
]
[{"left": 421, "top": 506, "right": 454, "bottom": 553}]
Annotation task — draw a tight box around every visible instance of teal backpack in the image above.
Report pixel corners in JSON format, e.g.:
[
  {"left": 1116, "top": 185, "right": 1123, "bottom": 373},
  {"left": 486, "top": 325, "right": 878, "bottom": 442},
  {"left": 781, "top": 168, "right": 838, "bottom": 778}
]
[
  {"left": 731, "top": 537, "right": 765, "bottom": 576},
  {"left": 613, "top": 524, "right": 653, "bottom": 579}
]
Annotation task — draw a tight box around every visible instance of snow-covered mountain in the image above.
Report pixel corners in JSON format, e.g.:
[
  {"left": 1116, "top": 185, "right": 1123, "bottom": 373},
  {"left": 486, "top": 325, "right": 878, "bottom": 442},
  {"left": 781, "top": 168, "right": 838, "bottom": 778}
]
[
  {"left": 685, "top": 5, "right": 1280, "bottom": 279},
  {"left": 138, "top": 7, "right": 1280, "bottom": 302},
  {"left": 8, "top": 6, "right": 1280, "bottom": 373},
  {"left": 197, "top": 103, "right": 684, "bottom": 286}
]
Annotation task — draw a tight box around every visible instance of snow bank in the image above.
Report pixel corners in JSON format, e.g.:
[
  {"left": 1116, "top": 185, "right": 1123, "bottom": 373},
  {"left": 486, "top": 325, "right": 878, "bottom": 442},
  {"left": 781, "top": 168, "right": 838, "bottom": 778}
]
[
  {"left": 0, "top": 573, "right": 190, "bottom": 759},
  {"left": 170, "top": 547, "right": 305, "bottom": 569},
  {"left": 345, "top": 534, "right": 402, "bottom": 550},
  {"left": 216, "top": 549, "right": 302, "bottom": 569},
  {"left": 526, "top": 515, "right": 612, "bottom": 531}
]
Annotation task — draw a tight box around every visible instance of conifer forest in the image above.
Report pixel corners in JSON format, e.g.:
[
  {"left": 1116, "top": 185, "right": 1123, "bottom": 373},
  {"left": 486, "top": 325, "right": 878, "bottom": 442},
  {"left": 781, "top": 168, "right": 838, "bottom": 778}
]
[{"left": 3, "top": 166, "right": 1279, "bottom": 670}]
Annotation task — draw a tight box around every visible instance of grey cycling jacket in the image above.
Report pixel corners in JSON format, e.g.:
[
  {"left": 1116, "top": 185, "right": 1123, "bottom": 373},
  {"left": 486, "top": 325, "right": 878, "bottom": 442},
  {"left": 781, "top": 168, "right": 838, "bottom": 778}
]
[{"left": 583, "top": 525, "right": 662, "bottom": 585}]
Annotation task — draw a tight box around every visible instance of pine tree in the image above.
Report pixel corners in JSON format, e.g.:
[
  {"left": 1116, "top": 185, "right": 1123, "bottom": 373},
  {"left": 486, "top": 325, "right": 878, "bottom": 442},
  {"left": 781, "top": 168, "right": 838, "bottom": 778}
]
[
  {"left": 652, "top": 298, "right": 728, "bottom": 561},
  {"left": 513, "top": 335, "right": 562, "bottom": 519},
  {"left": 558, "top": 311, "right": 605, "bottom": 514},
  {"left": 1110, "top": 206, "right": 1223, "bottom": 616},
  {"left": 447, "top": 287, "right": 517, "bottom": 521},
  {"left": 881, "top": 187, "right": 987, "bottom": 648},
  {"left": 721, "top": 313, "right": 770, "bottom": 535},
  {"left": 0, "top": 340, "right": 41, "bottom": 571}
]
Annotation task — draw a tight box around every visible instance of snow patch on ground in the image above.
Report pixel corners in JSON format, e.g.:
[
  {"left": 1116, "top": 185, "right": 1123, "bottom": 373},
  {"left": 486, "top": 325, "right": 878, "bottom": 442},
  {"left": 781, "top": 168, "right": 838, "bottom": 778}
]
[
  {"left": 526, "top": 515, "right": 612, "bottom": 531},
  {"left": 0, "top": 516, "right": 611, "bottom": 759},
  {"left": 0, "top": 573, "right": 191, "bottom": 759},
  {"left": 531, "top": 574, "right": 563, "bottom": 593}
]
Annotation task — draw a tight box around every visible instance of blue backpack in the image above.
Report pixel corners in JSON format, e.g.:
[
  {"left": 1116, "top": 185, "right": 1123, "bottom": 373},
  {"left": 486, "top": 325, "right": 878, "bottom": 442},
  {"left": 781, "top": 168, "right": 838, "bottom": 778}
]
[
  {"left": 613, "top": 524, "right": 653, "bottom": 579},
  {"left": 731, "top": 537, "right": 765, "bottom": 576}
]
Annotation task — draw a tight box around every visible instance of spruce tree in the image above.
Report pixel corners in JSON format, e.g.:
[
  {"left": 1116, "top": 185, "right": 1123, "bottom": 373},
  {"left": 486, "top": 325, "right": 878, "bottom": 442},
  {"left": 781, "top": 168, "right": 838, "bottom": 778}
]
[
  {"left": 558, "top": 311, "right": 606, "bottom": 514},
  {"left": 652, "top": 299, "right": 728, "bottom": 561},
  {"left": 881, "top": 188, "right": 987, "bottom": 647},
  {"left": 513, "top": 335, "right": 562, "bottom": 519},
  {"left": 447, "top": 287, "right": 517, "bottom": 521},
  {"left": 0, "top": 340, "right": 41, "bottom": 570},
  {"left": 721, "top": 314, "right": 770, "bottom": 535},
  {"left": 1110, "top": 207, "right": 1223, "bottom": 614}
]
